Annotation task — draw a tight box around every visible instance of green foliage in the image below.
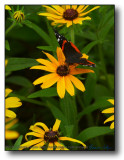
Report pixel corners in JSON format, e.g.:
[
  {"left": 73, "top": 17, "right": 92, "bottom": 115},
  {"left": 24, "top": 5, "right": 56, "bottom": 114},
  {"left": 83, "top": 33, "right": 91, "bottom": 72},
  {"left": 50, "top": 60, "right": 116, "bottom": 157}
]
[{"left": 12, "top": 135, "right": 23, "bottom": 150}]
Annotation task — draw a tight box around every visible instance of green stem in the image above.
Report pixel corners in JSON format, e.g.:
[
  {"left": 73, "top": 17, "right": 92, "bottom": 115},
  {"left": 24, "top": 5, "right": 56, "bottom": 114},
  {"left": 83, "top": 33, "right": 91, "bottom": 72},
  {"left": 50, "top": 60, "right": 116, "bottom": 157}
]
[
  {"left": 5, "top": 22, "right": 16, "bottom": 36},
  {"left": 70, "top": 25, "right": 75, "bottom": 43}
]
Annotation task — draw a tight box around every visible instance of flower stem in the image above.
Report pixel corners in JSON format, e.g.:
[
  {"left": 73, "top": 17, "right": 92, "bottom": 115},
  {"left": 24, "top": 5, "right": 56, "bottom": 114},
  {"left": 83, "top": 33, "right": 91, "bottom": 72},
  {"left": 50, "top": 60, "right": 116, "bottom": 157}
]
[
  {"left": 70, "top": 24, "right": 75, "bottom": 44},
  {"left": 5, "top": 22, "right": 16, "bottom": 36}
]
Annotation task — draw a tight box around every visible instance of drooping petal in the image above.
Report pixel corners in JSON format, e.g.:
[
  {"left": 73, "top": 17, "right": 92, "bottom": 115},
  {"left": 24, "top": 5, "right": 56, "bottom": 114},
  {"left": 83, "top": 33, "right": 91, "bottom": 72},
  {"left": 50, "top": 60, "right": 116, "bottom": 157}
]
[
  {"left": 5, "top": 97, "right": 22, "bottom": 108},
  {"left": 39, "top": 13, "right": 62, "bottom": 20},
  {"left": 77, "top": 5, "right": 85, "bottom": 13},
  {"left": 41, "top": 74, "right": 60, "bottom": 89},
  {"left": 107, "top": 99, "right": 114, "bottom": 105},
  {"left": 5, "top": 118, "right": 18, "bottom": 129},
  {"left": 30, "top": 65, "right": 56, "bottom": 72},
  {"left": 29, "top": 125, "right": 45, "bottom": 134},
  {"left": 5, "top": 88, "right": 12, "bottom": 97},
  {"left": 104, "top": 115, "right": 114, "bottom": 124},
  {"left": 55, "top": 142, "right": 69, "bottom": 150},
  {"left": 25, "top": 132, "right": 43, "bottom": 141},
  {"left": 102, "top": 107, "right": 114, "bottom": 114},
  {"left": 59, "top": 137, "right": 86, "bottom": 149},
  {"left": 34, "top": 122, "right": 49, "bottom": 131},
  {"left": 43, "top": 5, "right": 63, "bottom": 15},
  {"left": 30, "top": 141, "right": 45, "bottom": 150},
  {"left": 19, "top": 139, "right": 42, "bottom": 150},
  {"left": 110, "top": 122, "right": 114, "bottom": 129},
  {"left": 33, "top": 73, "right": 57, "bottom": 85},
  {"left": 5, "top": 130, "right": 19, "bottom": 140},
  {"left": 5, "top": 5, "right": 12, "bottom": 10},
  {"left": 6, "top": 109, "right": 16, "bottom": 118},
  {"left": 73, "top": 17, "right": 91, "bottom": 24},
  {"left": 57, "top": 47, "right": 65, "bottom": 65},
  {"left": 79, "top": 6, "right": 100, "bottom": 17},
  {"left": 57, "top": 76, "right": 65, "bottom": 98},
  {"left": 69, "top": 75, "right": 85, "bottom": 92},
  {"left": 79, "top": 5, "right": 89, "bottom": 13},
  {"left": 51, "top": 5, "right": 65, "bottom": 14},
  {"left": 65, "top": 76, "right": 75, "bottom": 96},
  {"left": 52, "top": 119, "right": 61, "bottom": 131},
  {"left": 47, "top": 143, "right": 54, "bottom": 150},
  {"left": 70, "top": 68, "right": 94, "bottom": 75}
]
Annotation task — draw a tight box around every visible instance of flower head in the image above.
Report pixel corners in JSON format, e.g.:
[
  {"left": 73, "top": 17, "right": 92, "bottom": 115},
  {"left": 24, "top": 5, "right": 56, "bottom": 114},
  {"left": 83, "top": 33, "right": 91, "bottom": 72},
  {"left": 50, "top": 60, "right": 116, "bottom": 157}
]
[
  {"left": 5, "top": 88, "right": 22, "bottom": 118},
  {"left": 19, "top": 119, "right": 86, "bottom": 150},
  {"left": 5, "top": 118, "right": 19, "bottom": 140},
  {"left": 30, "top": 47, "right": 94, "bottom": 98},
  {"left": 102, "top": 99, "right": 114, "bottom": 129},
  {"left": 39, "top": 5, "right": 100, "bottom": 27}
]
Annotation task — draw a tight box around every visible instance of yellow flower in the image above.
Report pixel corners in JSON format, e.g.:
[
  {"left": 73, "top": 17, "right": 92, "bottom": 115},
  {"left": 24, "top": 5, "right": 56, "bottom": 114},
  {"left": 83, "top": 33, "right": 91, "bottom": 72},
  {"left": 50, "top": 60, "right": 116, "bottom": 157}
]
[
  {"left": 5, "top": 5, "right": 12, "bottom": 10},
  {"left": 5, "top": 118, "right": 19, "bottom": 140},
  {"left": 19, "top": 119, "right": 86, "bottom": 150},
  {"left": 39, "top": 5, "right": 100, "bottom": 27},
  {"left": 30, "top": 47, "right": 94, "bottom": 98},
  {"left": 5, "top": 88, "right": 22, "bottom": 118},
  {"left": 13, "top": 10, "right": 25, "bottom": 22},
  {"left": 102, "top": 99, "right": 114, "bottom": 129}
]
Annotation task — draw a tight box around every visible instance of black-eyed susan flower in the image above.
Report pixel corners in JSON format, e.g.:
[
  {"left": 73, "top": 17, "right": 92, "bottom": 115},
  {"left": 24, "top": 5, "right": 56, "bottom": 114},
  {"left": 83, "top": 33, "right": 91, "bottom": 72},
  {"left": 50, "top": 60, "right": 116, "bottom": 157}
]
[
  {"left": 39, "top": 5, "right": 100, "bottom": 27},
  {"left": 30, "top": 47, "right": 94, "bottom": 98},
  {"left": 5, "top": 5, "right": 25, "bottom": 23},
  {"left": 102, "top": 99, "right": 114, "bottom": 129},
  {"left": 5, "top": 88, "right": 22, "bottom": 118},
  {"left": 5, "top": 118, "right": 19, "bottom": 140},
  {"left": 19, "top": 119, "right": 86, "bottom": 150}
]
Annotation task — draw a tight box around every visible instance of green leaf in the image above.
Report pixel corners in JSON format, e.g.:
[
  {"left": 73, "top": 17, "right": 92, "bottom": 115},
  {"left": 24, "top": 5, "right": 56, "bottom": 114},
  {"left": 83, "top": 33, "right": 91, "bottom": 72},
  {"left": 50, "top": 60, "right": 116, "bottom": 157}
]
[
  {"left": 5, "top": 58, "right": 39, "bottom": 72},
  {"left": 81, "top": 41, "right": 99, "bottom": 53},
  {"left": 6, "top": 76, "right": 33, "bottom": 88},
  {"left": 37, "top": 46, "right": 54, "bottom": 52},
  {"left": 28, "top": 87, "right": 57, "bottom": 98},
  {"left": 12, "top": 135, "right": 23, "bottom": 150},
  {"left": 23, "top": 20, "right": 51, "bottom": 45},
  {"left": 65, "top": 125, "right": 74, "bottom": 137},
  {"left": 77, "top": 127, "right": 112, "bottom": 142},
  {"left": 5, "top": 40, "right": 10, "bottom": 51}
]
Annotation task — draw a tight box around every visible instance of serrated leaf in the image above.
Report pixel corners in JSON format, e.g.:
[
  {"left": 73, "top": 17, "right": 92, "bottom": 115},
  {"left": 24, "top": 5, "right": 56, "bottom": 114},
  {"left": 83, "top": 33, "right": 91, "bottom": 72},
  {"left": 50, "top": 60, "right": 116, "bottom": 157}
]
[
  {"left": 12, "top": 135, "right": 23, "bottom": 150},
  {"left": 77, "top": 127, "right": 112, "bottom": 142},
  {"left": 5, "top": 58, "right": 39, "bottom": 72},
  {"left": 28, "top": 87, "right": 57, "bottom": 98}
]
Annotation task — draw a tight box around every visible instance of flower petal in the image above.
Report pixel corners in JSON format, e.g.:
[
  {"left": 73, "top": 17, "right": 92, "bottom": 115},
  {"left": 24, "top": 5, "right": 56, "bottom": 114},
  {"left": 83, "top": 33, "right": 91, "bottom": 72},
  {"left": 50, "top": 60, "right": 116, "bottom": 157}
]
[
  {"left": 67, "top": 21, "right": 73, "bottom": 27},
  {"left": 55, "top": 142, "right": 69, "bottom": 150},
  {"left": 102, "top": 107, "right": 114, "bottom": 114},
  {"left": 41, "top": 74, "right": 60, "bottom": 89},
  {"left": 25, "top": 132, "right": 43, "bottom": 141},
  {"left": 5, "top": 130, "right": 19, "bottom": 140},
  {"left": 6, "top": 109, "right": 16, "bottom": 118},
  {"left": 65, "top": 76, "right": 75, "bottom": 96},
  {"left": 5, "top": 88, "right": 12, "bottom": 97},
  {"left": 57, "top": 47, "right": 65, "bottom": 65},
  {"left": 107, "top": 99, "right": 114, "bottom": 105},
  {"left": 19, "top": 139, "right": 42, "bottom": 150},
  {"left": 57, "top": 76, "right": 65, "bottom": 98},
  {"left": 30, "top": 141, "right": 45, "bottom": 150},
  {"left": 79, "top": 6, "right": 100, "bottom": 17},
  {"left": 65, "top": 5, "right": 70, "bottom": 10},
  {"left": 77, "top": 5, "right": 85, "bottom": 13},
  {"left": 47, "top": 143, "right": 54, "bottom": 150},
  {"left": 5, "top": 97, "right": 22, "bottom": 108},
  {"left": 73, "top": 17, "right": 91, "bottom": 24},
  {"left": 72, "top": 5, "right": 77, "bottom": 10},
  {"left": 36, "top": 58, "right": 56, "bottom": 68},
  {"left": 43, "top": 5, "right": 63, "bottom": 15},
  {"left": 5, "top": 118, "right": 18, "bottom": 129},
  {"left": 33, "top": 73, "right": 57, "bottom": 85},
  {"left": 5, "top": 5, "right": 12, "bottom": 10},
  {"left": 104, "top": 115, "right": 114, "bottom": 124},
  {"left": 39, "top": 13, "right": 62, "bottom": 19},
  {"left": 59, "top": 137, "right": 86, "bottom": 149},
  {"left": 79, "top": 5, "right": 89, "bottom": 13},
  {"left": 110, "top": 122, "right": 114, "bottom": 129},
  {"left": 51, "top": 5, "right": 64, "bottom": 14},
  {"left": 34, "top": 122, "right": 49, "bottom": 131},
  {"left": 52, "top": 119, "right": 61, "bottom": 131},
  {"left": 29, "top": 125, "right": 45, "bottom": 134},
  {"left": 70, "top": 68, "right": 94, "bottom": 75},
  {"left": 30, "top": 65, "right": 56, "bottom": 72},
  {"left": 69, "top": 75, "right": 85, "bottom": 92}
]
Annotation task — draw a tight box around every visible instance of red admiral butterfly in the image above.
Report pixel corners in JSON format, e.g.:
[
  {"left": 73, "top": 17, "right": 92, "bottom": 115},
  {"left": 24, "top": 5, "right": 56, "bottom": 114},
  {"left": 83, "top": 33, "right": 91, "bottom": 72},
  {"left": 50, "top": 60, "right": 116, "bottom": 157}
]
[{"left": 54, "top": 30, "right": 95, "bottom": 67}]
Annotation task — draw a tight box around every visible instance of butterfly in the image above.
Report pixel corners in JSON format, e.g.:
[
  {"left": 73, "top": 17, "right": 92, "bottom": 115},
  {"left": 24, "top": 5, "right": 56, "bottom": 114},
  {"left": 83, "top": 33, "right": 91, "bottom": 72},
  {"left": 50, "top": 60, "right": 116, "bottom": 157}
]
[{"left": 54, "top": 29, "right": 95, "bottom": 67}]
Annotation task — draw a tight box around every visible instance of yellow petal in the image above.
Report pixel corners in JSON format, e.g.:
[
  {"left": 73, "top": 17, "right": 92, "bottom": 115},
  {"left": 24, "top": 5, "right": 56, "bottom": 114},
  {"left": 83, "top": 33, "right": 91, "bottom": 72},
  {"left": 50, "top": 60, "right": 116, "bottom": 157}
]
[
  {"left": 73, "top": 17, "right": 91, "bottom": 24},
  {"left": 41, "top": 74, "right": 60, "bottom": 89},
  {"left": 72, "top": 5, "right": 77, "bottom": 10},
  {"left": 5, "top": 5, "right": 11, "bottom": 10},
  {"left": 19, "top": 139, "right": 42, "bottom": 150},
  {"left": 70, "top": 68, "right": 94, "bottom": 75},
  {"left": 77, "top": 5, "right": 85, "bottom": 13},
  {"left": 66, "top": 21, "right": 73, "bottom": 27},
  {"left": 52, "top": 5, "right": 65, "bottom": 13},
  {"left": 29, "top": 125, "right": 45, "bottom": 134},
  {"left": 34, "top": 122, "right": 49, "bottom": 131},
  {"left": 79, "top": 6, "right": 100, "bottom": 17},
  {"left": 43, "top": 5, "right": 63, "bottom": 15},
  {"left": 43, "top": 51, "right": 59, "bottom": 66},
  {"left": 39, "top": 13, "right": 62, "bottom": 19},
  {"left": 104, "top": 115, "right": 114, "bottom": 124},
  {"left": 65, "top": 76, "right": 75, "bottom": 96},
  {"left": 30, "top": 141, "right": 45, "bottom": 150},
  {"left": 5, "top": 130, "right": 19, "bottom": 140},
  {"left": 5, "top": 118, "right": 18, "bottom": 129},
  {"left": 102, "top": 107, "right": 114, "bottom": 114},
  {"left": 5, "top": 59, "right": 8, "bottom": 66},
  {"left": 30, "top": 65, "right": 55, "bottom": 72},
  {"left": 52, "top": 119, "right": 61, "bottom": 131},
  {"left": 33, "top": 73, "right": 57, "bottom": 85},
  {"left": 65, "top": 5, "right": 70, "bottom": 10},
  {"left": 36, "top": 58, "right": 56, "bottom": 69},
  {"left": 25, "top": 132, "right": 43, "bottom": 141},
  {"left": 57, "top": 76, "right": 65, "bottom": 98},
  {"left": 110, "top": 122, "right": 114, "bottom": 129},
  {"left": 79, "top": 5, "right": 89, "bottom": 13},
  {"left": 5, "top": 88, "right": 12, "bottom": 97},
  {"left": 47, "top": 143, "right": 54, "bottom": 150},
  {"left": 6, "top": 109, "right": 16, "bottom": 118},
  {"left": 59, "top": 137, "right": 86, "bottom": 149},
  {"left": 5, "top": 97, "right": 22, "bottom": 108},
  {"left": 82, "top": 53, "right": 89, "bottom": 59},
  {"left": 57, "top": 47, "right": 66, "bottom": 65},
  {"left": 69, "top": 75, "right": 85, "bottom": 92},
  {"left": 107, "top": 99, "right": 114, "bottom": 105},
  {"left": 55, "top": 142, "right": 69, "bottom": 150}
]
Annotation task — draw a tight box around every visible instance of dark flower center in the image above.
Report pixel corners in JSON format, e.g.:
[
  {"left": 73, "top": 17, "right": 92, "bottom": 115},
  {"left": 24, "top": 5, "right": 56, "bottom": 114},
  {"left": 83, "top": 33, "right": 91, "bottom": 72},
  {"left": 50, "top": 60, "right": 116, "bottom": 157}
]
[
  {"left": 56, "top": 65, "right": 70, "bottom": 76},
  {"left": 63, "top": 9, "right": 78, "bottom": 20},
  {"left": 44, "top": 131, "right": 59, "bottom": 142}
]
